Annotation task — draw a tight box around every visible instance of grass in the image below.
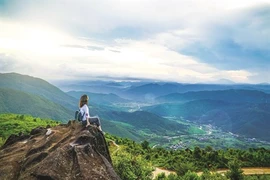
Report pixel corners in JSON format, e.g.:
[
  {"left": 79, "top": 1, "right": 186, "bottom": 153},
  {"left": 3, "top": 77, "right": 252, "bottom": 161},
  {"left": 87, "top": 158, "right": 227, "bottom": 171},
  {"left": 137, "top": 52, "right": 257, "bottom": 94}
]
[
  {"left": 188, "top": 126, "right": 205, "bottom": 134},
  {"left": 0, "top": 113, "right": 60, "bottom": 147}
]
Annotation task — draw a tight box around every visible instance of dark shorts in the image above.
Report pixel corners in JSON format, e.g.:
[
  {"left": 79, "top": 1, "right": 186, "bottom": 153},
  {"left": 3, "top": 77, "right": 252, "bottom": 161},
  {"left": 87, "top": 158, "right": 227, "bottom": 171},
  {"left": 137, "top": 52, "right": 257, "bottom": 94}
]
[{"left": 82, "top": 116, "right": 101, "bottom": 126}]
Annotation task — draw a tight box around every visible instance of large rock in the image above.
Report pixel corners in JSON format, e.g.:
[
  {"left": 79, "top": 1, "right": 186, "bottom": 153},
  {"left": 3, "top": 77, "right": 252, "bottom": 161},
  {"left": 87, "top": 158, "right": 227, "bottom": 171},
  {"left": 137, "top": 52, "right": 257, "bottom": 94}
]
[{"left": 0, "top": 120, "right": 120, "bottom": 180}]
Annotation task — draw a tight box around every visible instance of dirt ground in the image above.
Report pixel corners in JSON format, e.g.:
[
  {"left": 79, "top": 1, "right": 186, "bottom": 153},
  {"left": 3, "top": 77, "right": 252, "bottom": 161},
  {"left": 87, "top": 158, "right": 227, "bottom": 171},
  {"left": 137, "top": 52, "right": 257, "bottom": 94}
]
[
  {"left": 153, "top": 167, "right": 270, "bottom": 179},
  {"left": 197, "top": 167, "right": 270, "bottom": 176}
]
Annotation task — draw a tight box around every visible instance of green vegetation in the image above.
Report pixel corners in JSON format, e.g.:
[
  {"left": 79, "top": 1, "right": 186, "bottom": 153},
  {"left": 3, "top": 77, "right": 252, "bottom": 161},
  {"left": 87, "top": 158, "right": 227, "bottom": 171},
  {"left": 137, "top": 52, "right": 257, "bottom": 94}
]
[
  {"left": 102, "top": 120, "right": 143, "bottom": 141},
  {"left": 2, "top": 73, "right": 269, "bottom": 151},
  {"left": 108, "top": 116, "right": 270, "bottom": 150},
  {"left": 0, "top": 113, "right": 60, "bottom": 146},
  {"left": 0, "top": 72, "right": 77, "bottom": 110},
  {"left": 0, "top": 88, "right": 73, "bottom": 121},
  {"left": 106, "top": 133, "right": 270, "bottom": 180},
  {"left": 113, "top": 152, "right": 153, "bottom": 180},
  {"left": 225, "top": 160, "right": 244, "bottom": 180},
  {"left": 102, "top": 111, "right": 188, "bottom": 136},
  {"left": 0, "top": 113, "right": 269, "bottom": 180},
  {"left": 188, "top": 126, "right": 205, "bottom": 134},
  {"left": 144, "top": 99, "right": 270, "bottom": 142}
]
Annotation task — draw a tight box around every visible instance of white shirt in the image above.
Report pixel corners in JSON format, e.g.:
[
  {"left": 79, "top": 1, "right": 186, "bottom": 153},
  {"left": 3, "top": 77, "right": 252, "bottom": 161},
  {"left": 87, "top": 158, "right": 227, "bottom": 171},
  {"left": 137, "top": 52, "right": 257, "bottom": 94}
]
[{"left": 80, "top": 104, "right": 90, "bottom": 121}]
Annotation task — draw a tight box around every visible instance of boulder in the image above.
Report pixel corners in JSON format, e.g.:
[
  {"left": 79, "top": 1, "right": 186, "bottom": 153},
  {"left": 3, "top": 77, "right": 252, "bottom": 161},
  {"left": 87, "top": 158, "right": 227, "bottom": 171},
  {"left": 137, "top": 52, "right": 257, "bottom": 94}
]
[{"left": 0, "top": 120, "right": 120, "bottom": 180}]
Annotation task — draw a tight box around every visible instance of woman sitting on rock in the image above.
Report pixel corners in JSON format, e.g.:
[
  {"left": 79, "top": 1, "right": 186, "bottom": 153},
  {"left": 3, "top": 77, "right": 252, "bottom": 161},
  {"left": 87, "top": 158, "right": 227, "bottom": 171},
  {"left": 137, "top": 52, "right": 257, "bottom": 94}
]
[{"left": 79, "top": 94, "right": 103, "bottom": 132}]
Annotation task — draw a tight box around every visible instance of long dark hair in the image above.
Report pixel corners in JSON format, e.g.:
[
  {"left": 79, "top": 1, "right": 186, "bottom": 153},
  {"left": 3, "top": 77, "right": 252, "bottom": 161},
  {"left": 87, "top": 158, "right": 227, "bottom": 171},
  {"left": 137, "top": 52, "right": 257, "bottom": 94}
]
[{"left": 79, "top": 94, "right": 89, "bottom": 108}]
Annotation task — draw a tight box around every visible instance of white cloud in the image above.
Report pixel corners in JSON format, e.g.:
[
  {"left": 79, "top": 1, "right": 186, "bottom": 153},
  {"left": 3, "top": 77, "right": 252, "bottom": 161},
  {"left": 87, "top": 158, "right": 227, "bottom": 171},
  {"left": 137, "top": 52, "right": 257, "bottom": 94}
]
[
  {"left": 0, "top": 0, "right": 269, "bottom": 83},
  {"left": 0, "top": 19, "right": 253, "bottom": 83},
  {"left": 3, "top": 0, "right": 270, "bottom": 34}
]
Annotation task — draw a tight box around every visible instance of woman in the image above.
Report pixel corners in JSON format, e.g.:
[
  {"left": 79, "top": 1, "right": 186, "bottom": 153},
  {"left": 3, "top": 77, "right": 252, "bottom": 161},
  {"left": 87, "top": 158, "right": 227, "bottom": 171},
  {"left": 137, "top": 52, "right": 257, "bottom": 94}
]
[{"left": 79, "top": 94, "right": 102, "bottom": 132}]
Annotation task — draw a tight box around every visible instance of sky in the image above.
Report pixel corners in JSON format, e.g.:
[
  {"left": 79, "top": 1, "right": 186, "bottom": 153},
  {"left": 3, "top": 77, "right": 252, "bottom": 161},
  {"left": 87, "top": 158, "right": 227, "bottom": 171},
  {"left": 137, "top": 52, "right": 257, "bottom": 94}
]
[{"left": 0, "top": 0, "right": 269, "bottom": 84}]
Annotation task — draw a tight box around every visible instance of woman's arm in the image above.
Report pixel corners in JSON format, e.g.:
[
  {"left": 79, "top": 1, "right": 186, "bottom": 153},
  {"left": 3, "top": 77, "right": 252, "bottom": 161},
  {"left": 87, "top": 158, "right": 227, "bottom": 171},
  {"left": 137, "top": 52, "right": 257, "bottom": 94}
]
[{"left": 84, "top": 105, "right": 91, "bottom": 127}]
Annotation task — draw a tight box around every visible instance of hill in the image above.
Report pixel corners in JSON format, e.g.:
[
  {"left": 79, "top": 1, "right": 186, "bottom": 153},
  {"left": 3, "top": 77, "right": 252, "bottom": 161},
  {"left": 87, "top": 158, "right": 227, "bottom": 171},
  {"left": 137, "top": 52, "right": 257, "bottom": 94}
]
[
  {"left": 0, "top": 73, "right": 77, "bottom": 110},
  {"left": 0, "top": 88, "right": 73, "bottom": 121},
  {"left": 67, "top": 91, "right": 130, "bottom": 105},
  {"left": 124, "top": 83, "right": 180, "bottom": 100},
  {"left": 0, "top": 73, "right": 185, "bottom": 141},
  {"left": 144, "top": 99, "right": 270, "bottom": 141},
  {"left": 102, "top": 110, "right": 188, "bottom": 136},
  {"left": 101, "top": 120, "right": 143, "bottom": 141},
  {"left": 123, "top": 83, "right": 270, "bottom": 101},
  {"left": 156, "top": 89, "right": 270, "bottom": 103}
]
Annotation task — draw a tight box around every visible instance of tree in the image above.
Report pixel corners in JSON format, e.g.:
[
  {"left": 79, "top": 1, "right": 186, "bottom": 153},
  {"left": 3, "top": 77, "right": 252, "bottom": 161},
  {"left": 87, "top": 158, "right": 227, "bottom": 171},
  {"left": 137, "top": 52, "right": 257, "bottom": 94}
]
[
  {"left": 175, "top": 162, "right": 196, "bottom": 176},
  {"left": 154, "top": 172, "right": 166, "bottom": 180},
  {"left": 225, "top": 160, "right": 244, "bottom": 180},
  {"left": 201, "top": 170, "right": 227, "bottom": 180},
  {"left": 141, "top": 140, "right": 150, "bottom": 150},
  {"left": 113, "top": 152, "right": 153, "bottom": 180},
  {"left": 193, "top": 146, "right": 202, "bottom": 159},
  {"left": 182, "top": 170, "right": 199, "bottom": 180}
]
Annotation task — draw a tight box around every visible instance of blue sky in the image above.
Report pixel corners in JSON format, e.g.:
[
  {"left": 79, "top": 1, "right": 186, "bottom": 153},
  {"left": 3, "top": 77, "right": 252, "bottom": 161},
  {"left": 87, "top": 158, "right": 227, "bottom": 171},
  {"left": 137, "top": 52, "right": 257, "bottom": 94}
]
[{"left": 0, "top": 0, "right": 269, "bottom": 83}]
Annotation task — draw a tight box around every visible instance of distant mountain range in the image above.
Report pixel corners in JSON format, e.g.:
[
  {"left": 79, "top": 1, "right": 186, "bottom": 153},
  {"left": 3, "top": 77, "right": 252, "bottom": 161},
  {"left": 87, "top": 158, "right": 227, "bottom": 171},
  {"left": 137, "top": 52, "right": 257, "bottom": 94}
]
[
  {"left": 54, "top": 78, "right": 270, "bottom": 100},
  {"left": 156, "top": 89, "right": 270, "bottom": 103},
  {"left": 123, "top": 83, "right": 181, "bottom": 101},
  {"left": 1, "top": 72, "right": 270, "bottom": 144},
  {"left": 209, "top": 78, "right": 235, "bottom": 84},
  {"left": 144, "top": 99, "right": 270, "bottom": 141},
  {"left": 67, "top": 91, "right": 130, "bottom": 105},
  {"left": 122, "top": 82, "right": 270, "bottom": 101},
  {"left": 0, "top": 73, "right": 185, "bottom": 141}
]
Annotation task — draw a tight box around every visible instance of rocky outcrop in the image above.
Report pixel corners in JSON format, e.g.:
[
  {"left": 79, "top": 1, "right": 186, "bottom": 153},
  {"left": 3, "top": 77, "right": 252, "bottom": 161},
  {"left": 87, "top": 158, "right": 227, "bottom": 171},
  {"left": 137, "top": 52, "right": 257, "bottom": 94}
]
[{"left": 0, "top": 120, "right": 120, "bottom": 180}]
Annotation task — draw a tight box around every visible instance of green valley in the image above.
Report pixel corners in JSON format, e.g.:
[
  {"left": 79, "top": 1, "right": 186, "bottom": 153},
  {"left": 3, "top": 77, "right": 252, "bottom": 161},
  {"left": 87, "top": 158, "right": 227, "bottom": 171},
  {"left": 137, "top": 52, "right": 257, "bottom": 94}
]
[
  {"left": 147, "top": 117, "right": 270, "bottom": 150},
  {"left": 1, "top": 73, "right": 270, "bottom": 151}
]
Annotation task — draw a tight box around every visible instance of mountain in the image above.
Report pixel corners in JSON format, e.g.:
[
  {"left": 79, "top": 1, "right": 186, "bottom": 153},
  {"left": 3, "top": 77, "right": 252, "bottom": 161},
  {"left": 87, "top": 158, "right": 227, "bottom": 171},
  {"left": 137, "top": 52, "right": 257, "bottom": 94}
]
[
  {"left": 0, "top": 121, "right": 120, "bottom": 180},
  {"left": 102, "top": 110, "right": 188, "bottom": 135},
  {"left": 0, "top": 73, "right": 77, "bottom": 110},
  {"left": 144, "top": 99, "right": 270, "bottom": 141},
  {"left": 55, "top": 79, "right": 270, "bottom": 102},
  {"left": 210, "top": 78, "right": 235, "bottom": 84},
  {"left": 124, "top": 83, "right": 270, "bottom": 101},
  {"left": 156, "top": 89, "right": 270, "bottom": 103},
  {"left": 0, "top": 73, "right": 185, "bottom": 140},
  {"left": 106, "top": 82, "right": 123, "bottom": 87},
  {"left": 2, "top": 72, "right": 270, "bottom": 145},
  {"left": 124, "top": 83, "right": 180, "bottom": 101},
  {"left": 144, "top": 99, "right": 233, "bottom": 118},
  {"left": 0, "top": 88, "right": 73, "bottom": 121},
  {"left": 67, "top": 91, "right": 130, "bottom": 105},
  {"left": 55, "top": 80, "right": 127, "bottom": 95},
  {"left": 101, "top": 120, "right": 143, "bottom": 141}
]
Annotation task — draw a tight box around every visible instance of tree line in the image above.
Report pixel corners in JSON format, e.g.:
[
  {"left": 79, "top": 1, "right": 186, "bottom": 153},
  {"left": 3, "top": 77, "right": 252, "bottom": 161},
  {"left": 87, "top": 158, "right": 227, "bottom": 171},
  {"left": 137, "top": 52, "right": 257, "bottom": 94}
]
[{"left": 106, "top": 134, "right": 270, "bottom": 180}]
